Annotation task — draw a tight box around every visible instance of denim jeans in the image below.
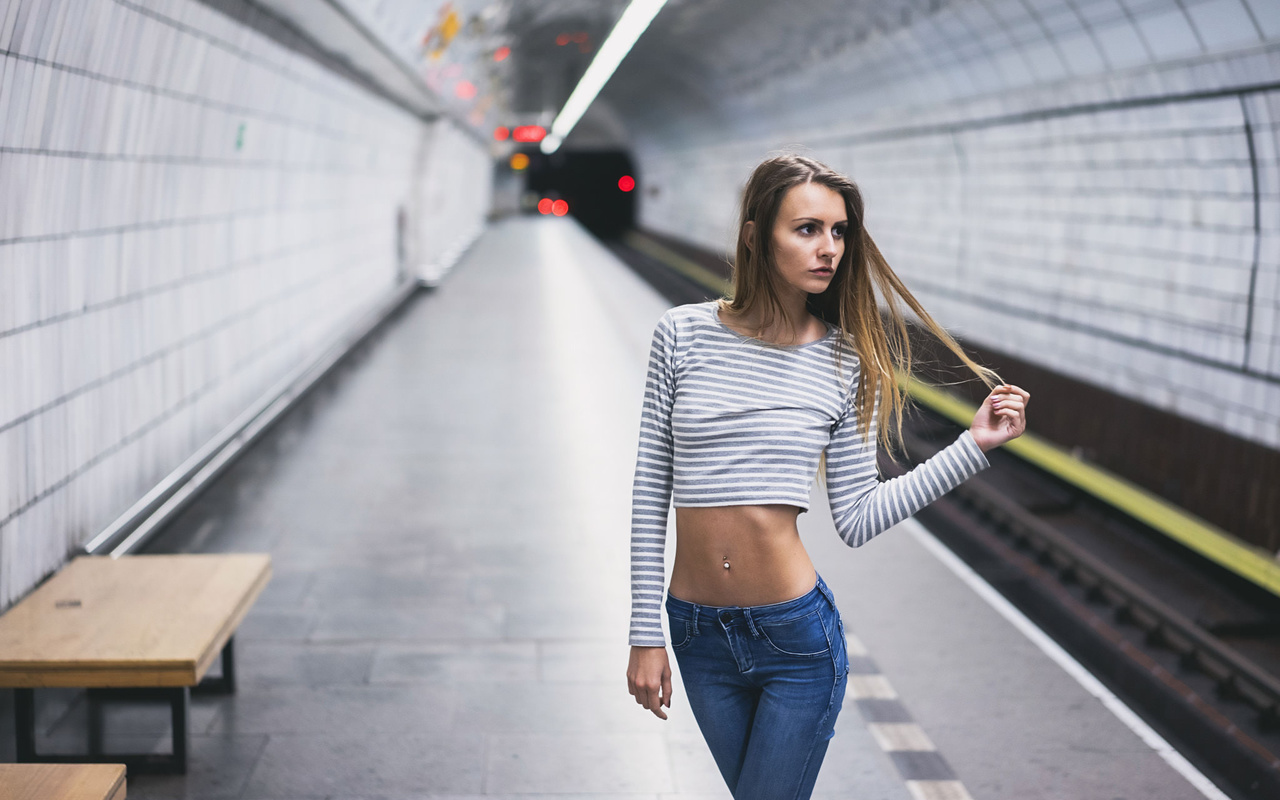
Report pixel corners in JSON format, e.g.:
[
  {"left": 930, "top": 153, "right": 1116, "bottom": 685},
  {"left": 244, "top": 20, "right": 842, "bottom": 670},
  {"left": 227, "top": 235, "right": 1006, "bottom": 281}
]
[{"left": 666, "top": 575, "right": 849, "bottom": 800}]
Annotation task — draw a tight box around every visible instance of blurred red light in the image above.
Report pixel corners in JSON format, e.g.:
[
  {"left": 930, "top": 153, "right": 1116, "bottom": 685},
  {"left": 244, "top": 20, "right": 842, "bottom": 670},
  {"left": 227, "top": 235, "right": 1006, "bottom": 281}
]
[
  {"left": 493, "top": 46, "right": 510, "bottom": 62},
  {"left": 572, "top": 32, "right": 588, "bottom": 43},
  {"left": 556, "top": 33, "right": 570, "bottom": 46},
  {"left": 493, "top": 126, "right": 509, "bottom": 141},
  {"left": 538, "top": 198, "right": 554, "bottom": 215},
  {"left": 618, "top": 175, "right": 636, "bottom": 192},
  {"left": 551, "top": 199, "right": 569, "bottom": 216},
  {"left": 455, "top": 80, "right": 477, "bottom": 100},
  {"left": 513, "top": 125, "right": 546, "bottom": 143}
]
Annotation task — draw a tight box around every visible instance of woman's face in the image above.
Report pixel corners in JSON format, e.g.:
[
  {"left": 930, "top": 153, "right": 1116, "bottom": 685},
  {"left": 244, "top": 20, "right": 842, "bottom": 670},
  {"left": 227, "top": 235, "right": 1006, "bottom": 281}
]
[{"left": 765, "top": 181, "right": 847, "bottom": 298}]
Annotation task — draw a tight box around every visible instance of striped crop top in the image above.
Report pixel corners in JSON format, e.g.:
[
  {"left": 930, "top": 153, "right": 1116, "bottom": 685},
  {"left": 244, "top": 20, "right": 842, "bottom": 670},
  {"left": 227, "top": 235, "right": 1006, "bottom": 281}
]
[{"left": 629, "top": 301, "right": 990, "bottom": 646}]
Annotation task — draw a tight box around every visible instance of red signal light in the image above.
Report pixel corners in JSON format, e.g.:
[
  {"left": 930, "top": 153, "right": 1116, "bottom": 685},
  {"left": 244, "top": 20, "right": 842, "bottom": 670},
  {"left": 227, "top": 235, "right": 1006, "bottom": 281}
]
[
  {"left": 551, "top": 199, "right": 569, "bottom": 216},
  {"left": 538, "top": 198, "right": 553, "bottom": 215},
  {"left": 618, "top": 175, "right": 636, "bottom": 192},
  {"left": 493, "top": 126, "right": 510, "bottom": 141},
  {"left": 493, "top": 46, "right": 510, "bottom": 62},
  {"left": 556, "top": 33, "right": 570, "bottom": 46},
  {"left": 512, "top": 125, "right": 546, "bottom": 143}
]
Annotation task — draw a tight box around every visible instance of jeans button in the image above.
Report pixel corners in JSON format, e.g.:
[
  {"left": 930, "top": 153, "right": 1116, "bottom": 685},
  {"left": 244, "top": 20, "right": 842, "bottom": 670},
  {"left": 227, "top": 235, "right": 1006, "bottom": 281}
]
[{"left": 719, "top": 611, "right": 732, "bottom": 624}]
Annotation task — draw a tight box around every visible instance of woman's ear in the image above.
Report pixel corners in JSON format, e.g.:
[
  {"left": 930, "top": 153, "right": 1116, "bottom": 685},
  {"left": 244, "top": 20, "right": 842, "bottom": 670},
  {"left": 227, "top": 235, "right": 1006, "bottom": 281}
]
[{"left": 742, "top": 220, "right": 755, "bottom": 252}]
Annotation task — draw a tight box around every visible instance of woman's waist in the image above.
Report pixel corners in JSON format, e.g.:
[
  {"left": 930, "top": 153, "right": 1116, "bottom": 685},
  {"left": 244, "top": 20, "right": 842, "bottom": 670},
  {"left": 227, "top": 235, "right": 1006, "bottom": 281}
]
[
  {"left": 666, "top": 572, "right": 834, "bottom": 624},
  {"left": 670, "top": 504, "right": 815, "bottom": 607}
]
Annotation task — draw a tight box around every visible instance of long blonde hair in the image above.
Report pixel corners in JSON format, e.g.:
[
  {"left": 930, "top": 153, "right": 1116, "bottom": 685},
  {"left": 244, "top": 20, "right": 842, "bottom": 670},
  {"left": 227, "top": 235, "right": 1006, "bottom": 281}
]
[{"left": 720, "top": 154, "right": 998, "bottom": 453}]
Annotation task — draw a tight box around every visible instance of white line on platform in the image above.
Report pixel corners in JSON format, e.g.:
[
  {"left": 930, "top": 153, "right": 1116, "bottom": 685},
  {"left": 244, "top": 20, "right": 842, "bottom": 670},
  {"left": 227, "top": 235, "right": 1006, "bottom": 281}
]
[{"left": 903, "top": 518, "right": 1232, "bottom": 800}]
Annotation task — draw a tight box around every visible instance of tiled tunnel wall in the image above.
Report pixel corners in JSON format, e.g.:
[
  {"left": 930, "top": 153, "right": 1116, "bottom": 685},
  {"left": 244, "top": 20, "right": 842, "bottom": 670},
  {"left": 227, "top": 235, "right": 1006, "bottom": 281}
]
[
  {"left": 634, "top": 0, "right": 1280, "bottom": 457},
  {"left": 0, "top": 0, "right": 491, "bottom": 608}
]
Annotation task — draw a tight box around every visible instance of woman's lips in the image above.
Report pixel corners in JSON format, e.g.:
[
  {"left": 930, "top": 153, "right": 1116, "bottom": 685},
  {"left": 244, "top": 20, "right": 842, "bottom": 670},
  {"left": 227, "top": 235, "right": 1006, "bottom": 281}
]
[{"left": 811, "top": 267, "right": 833, "bottom": 276}]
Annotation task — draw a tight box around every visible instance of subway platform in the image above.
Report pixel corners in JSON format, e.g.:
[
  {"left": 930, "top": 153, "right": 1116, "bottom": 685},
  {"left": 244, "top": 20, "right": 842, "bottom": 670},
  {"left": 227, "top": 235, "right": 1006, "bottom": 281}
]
[{"left": 2, "top": 217, "right": 1226, "bottom": 799}]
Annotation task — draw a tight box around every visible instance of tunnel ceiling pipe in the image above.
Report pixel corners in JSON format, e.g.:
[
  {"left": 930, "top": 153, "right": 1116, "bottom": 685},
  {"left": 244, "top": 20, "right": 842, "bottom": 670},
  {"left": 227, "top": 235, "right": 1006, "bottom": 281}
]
[{"left": 541, "top": 0, "right": 668, "bottom": 154}]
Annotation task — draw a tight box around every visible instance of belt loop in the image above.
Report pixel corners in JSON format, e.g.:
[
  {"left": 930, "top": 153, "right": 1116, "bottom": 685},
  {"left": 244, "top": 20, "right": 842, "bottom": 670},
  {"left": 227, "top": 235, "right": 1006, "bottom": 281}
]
[
  {"left": 815, "top": 574, "right": 836, "bottom": 607},
  {"left": 691, "top": 605, "right": 700, "bottom": 636},
  {"left": 743, "top": 608, "right": 761, "bottom": 638}
]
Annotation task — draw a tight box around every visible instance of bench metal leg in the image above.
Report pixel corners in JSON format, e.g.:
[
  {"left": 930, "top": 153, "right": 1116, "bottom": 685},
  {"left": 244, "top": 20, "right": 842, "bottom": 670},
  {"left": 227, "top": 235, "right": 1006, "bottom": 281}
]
[
  {"left": 14, "top": 688, "right": 35, "bottom": 762},
  {"left": 194, "top": 635, "right": 236, "bottom": 695},
  {"left": 172, "top": 685, "right": 189, "bottom": 773},
  {"left": 17, "top": 686, "right": 191, "bottom": 774},
  {"left": 7, "top": 636, "right": 232, "bottom": 774},
  {"left": 89, "top": 690, "right": 104, "bottom": 755}
]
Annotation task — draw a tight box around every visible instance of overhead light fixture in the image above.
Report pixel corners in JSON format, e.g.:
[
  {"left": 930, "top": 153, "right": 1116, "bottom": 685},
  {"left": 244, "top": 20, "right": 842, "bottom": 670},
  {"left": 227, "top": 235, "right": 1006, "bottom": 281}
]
[{"left": 541, "top": 0, "right": 667, "bottom": 154}]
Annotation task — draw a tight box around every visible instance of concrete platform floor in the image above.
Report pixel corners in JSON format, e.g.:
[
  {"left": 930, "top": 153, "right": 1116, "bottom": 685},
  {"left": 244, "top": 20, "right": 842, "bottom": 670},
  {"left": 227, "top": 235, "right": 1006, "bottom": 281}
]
[{"left": 0, "top": 217, "right": 1225, "bottom": 799}]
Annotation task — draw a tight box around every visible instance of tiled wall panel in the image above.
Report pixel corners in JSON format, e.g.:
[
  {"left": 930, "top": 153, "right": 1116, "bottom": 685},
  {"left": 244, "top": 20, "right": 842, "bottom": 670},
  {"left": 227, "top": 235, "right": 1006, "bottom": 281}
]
[
  {"left": 635, "top": 0, "right": 1280, "bottom": 454},
  {"left": 0, "top": 0, "right": 491, "bottom": 608}
]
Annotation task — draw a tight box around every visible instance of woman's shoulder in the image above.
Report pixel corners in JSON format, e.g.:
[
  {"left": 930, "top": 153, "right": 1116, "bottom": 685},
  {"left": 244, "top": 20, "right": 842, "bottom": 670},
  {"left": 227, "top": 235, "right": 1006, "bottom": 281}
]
[{"left": 656, "top": 300, "right": 720, "bottom": 332}]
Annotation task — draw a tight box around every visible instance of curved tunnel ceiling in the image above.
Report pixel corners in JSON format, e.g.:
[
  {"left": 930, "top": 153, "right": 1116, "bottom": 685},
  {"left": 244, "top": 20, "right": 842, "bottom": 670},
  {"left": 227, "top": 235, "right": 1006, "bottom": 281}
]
[{"left": 316, "top": 0, "right": 1278, "bottom": 150}]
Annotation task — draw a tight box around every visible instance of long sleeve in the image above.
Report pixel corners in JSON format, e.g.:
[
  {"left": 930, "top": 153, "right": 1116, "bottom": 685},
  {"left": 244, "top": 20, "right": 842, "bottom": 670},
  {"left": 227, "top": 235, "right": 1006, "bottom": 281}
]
[
  {"left": 826, "top": 391, "right": 989, "bottom": 548},
  {"left": 629, "top": 313, "right": 678, "bottom": 647}
]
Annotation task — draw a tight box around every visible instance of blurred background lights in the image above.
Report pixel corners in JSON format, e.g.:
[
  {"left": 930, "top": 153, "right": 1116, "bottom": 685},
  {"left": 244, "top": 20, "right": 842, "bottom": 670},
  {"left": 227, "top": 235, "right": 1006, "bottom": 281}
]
[
  {"left": 551, "top": 199, "right": 569, "bottom": 216},
  {"left": 618, "top": 175, "right": 635, "bottom": 192},
  {"left": 537, "top": 198, "right": 554, "bottom": 215},
  {"left": 493, "top": 126, "right": 509, "bottom": 141},
  {"left": 454, "top": 80, "right": 477, "bottom": 100},
  {"left": 509, "top": 152, "right": 530, "bottom": 170},
  {"left": 513, "top": 125, "right": 546, "bottom": 143},
  {"left": 493, "top": 45, "right": 510, "bottom": 62}
]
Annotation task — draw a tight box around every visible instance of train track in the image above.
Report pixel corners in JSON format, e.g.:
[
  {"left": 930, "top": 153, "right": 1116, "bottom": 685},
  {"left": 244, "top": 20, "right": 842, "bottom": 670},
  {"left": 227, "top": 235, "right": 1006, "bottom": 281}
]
[
  {"left": 611, "top": 234, "right": 1280, "bottom": 800},
  {"left": 899, "top": 410, "right": 1280, "bottom": 800}
]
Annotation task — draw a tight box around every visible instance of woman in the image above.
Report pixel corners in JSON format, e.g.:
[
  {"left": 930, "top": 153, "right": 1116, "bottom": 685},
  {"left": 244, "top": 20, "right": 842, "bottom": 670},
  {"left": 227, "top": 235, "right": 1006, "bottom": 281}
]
[{"left": 625, "top": 154, "right": 1029, "bottom": 799}]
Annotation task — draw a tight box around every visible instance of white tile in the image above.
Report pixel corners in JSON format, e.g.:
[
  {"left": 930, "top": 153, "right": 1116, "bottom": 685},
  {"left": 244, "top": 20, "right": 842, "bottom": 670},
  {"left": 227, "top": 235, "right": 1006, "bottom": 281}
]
[
  {"left": 906, "top": 780, "right": 976, "bottom": 800},
  {"left": 1093, "top": 19, "right": 1154, "bottom": 68},
  {"left": 849, "top": 674, "right": 898, "bottom": 700},
  {"left": 1187, "top": 0, "right": 1265, "bottom": 49}
]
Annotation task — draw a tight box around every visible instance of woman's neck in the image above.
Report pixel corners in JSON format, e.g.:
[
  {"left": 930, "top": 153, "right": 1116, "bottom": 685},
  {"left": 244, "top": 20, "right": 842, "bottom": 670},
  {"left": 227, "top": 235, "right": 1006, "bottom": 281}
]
[{"left": 727, "top": 293, "right": 821, "bottom": 346}]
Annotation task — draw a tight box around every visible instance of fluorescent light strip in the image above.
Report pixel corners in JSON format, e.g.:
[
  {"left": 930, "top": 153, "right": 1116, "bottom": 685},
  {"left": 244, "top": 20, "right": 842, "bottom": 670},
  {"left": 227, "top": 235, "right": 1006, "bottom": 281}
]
[{"left": 541, "top": 0, "right": 668, "bottom": 154}]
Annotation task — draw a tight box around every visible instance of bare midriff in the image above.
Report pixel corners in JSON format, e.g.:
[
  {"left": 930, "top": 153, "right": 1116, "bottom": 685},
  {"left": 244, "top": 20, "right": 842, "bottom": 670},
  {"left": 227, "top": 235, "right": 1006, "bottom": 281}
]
[{"left": 668, "top": 504, "right": 817, "bottom": 608}]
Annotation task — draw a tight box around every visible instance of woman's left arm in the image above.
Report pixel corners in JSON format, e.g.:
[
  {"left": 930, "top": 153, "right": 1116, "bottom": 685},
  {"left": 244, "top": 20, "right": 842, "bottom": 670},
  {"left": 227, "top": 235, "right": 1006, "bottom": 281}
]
[{"left": 826, "top": 383, "right": 1029, "bottom": 547}]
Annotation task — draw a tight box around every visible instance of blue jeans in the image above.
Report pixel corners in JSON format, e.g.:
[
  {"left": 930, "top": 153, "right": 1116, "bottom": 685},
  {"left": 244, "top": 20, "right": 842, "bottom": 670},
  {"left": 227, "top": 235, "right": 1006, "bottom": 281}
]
[{"left": 666, "top": 575, "right": 849, "bottom": 800}]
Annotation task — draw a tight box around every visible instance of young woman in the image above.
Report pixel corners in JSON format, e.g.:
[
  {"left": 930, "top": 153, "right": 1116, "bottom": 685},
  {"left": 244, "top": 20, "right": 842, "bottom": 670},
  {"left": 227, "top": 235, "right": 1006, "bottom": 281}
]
[{"left": 625, "top": 155, "right": 1030, "bottom": 799}]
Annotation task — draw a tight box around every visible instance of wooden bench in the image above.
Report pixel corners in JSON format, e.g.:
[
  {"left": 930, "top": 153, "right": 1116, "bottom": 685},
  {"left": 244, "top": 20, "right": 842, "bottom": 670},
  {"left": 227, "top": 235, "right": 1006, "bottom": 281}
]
[
  {"left": 0, "top": 764, "right": 126, "bottom": 800},
  {"left": 0, "top": 554, "right": 271, "bottom": 775}
]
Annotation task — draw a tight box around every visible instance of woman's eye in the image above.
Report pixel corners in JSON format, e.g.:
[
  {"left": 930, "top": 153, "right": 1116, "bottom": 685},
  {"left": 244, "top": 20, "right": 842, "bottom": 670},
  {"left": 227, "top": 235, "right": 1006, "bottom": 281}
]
[
  {"left": 798, "top": 224, "right": 814, "bottom": 234},
  {"left": 833, "top": 226, "right": 846, "bottom": 239}
]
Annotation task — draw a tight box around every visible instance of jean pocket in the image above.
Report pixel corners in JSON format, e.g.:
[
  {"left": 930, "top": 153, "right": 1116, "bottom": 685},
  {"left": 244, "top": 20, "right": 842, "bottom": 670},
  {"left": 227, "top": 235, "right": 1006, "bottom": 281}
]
[
  {"left": 667, "top": 615, "right": 695, "bottom": 651},
  {"left": 758, "top": 610, "right": 830, "bottom": 657}
]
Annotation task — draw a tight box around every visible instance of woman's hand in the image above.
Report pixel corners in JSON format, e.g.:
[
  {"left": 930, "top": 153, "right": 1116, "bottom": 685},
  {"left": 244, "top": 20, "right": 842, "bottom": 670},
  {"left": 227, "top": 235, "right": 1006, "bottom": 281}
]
[
  {"left": 969, "top": 384, "right": 1030, "bottom": 453},
  {"left": 627, "top": 645, "right": 673, "bottom": 720}
]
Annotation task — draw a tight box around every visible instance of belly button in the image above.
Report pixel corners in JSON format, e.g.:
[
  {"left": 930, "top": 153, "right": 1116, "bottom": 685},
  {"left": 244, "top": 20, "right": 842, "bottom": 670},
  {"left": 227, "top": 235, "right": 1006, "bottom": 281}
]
[{"left": 723, "top": 555, "right": 731, "bottom": 570}]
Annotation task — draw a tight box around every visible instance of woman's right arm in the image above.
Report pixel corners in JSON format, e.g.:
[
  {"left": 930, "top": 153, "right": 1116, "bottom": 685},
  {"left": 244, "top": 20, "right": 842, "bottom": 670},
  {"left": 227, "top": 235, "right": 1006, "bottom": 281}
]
[{"left": 627, "top": 313, "right": 678, "bottom": 718}]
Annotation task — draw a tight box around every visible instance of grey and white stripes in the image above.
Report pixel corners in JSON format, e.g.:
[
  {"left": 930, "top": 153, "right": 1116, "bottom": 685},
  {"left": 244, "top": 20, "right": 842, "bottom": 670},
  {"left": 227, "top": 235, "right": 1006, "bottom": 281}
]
[{"left": 629, "top": 302, "right": 989, "bottom": 647}]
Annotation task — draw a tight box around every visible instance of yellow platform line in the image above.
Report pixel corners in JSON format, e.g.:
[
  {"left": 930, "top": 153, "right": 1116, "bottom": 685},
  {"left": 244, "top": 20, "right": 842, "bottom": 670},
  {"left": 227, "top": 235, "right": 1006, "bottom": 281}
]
[
  {"left": 906, "top": 378, "right": 1280, "bottom": 598},
  {"left": 624, "top": 231, "right": 732, "bottom": 295},
  {"left": 624, "top": 228, "right": 1280, "bottom": 598}
]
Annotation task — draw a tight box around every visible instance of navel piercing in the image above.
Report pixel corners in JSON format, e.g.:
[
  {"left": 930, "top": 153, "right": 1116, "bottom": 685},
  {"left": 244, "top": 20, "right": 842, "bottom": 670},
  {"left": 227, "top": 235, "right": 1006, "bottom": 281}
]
[{"left": 723, "top": 555, "right": 731, "bottom": 570}]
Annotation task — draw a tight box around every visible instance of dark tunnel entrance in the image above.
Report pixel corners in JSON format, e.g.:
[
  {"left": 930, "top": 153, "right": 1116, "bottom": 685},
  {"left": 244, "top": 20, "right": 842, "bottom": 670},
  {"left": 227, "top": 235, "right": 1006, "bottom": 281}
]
[{"left": 522, "top": 149, "right": 637, "bottom": 240}]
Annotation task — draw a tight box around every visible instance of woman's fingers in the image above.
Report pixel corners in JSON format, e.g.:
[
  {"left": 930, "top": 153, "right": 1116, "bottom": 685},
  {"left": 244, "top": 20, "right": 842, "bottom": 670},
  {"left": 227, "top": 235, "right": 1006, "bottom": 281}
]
[
  {"left": 635, "top": 680, "right": 668, "bottom": 718},
  {"left": 627, "top": 646, "right": 672, "bottom": 720},
  {"left": 971, "top": 384, "right": 1030, "bottom": 451}
]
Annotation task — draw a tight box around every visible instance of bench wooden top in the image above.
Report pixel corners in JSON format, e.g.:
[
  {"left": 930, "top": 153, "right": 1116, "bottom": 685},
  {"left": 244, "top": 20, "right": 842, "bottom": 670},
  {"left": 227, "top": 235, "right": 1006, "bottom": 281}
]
[
  {"left": 0, "top": 764, "right": 126, "bottom": 800},
  {"left": 0, "top": 554, "right": 270, "bottom": 688}
]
